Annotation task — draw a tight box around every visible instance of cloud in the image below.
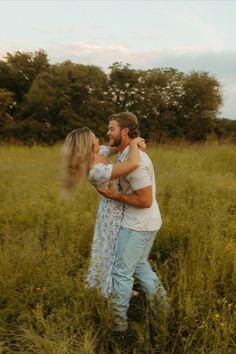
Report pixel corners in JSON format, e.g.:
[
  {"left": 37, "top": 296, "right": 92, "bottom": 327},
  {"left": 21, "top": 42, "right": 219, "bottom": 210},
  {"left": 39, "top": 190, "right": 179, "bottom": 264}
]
[
  {"left": 93, "top": 35, "right": 116, "bottom": 41},
  {"left": 32, "top": 25, "right": 80, "bottom": 35},
  {"left": 61, "top": 42, "right": 236, "bottom": 79},
  {"left": 0, "top": 41, "right": 33, "bottom": 58},
  {"left": 68, "top": 41, "right": 135, "bottom": 58}
]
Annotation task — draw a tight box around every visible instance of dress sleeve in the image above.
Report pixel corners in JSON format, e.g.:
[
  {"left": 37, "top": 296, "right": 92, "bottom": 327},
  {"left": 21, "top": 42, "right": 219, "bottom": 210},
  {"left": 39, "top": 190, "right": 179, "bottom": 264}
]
[
  {"left": 88, "top": 163, "right": 113, "bottom": 188},
  {"left": 99, "top": 145, "right": 110, "bottom": 157}
]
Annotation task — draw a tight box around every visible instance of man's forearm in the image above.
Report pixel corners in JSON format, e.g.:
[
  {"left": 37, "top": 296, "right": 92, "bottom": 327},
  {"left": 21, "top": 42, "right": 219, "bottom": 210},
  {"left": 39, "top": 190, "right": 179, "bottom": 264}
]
[
  {"left": 109, "top": 191, "right": 151, "bottom": 208},
  {"left": 97, "top": 185, "right": 153, "bottom": 208}
]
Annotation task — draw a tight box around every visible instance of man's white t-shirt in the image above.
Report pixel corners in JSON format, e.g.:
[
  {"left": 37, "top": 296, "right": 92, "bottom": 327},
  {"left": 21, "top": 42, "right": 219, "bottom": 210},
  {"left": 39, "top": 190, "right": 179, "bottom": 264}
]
[{"left": 117, "top": 146, "right": 162, "bottom": 232}]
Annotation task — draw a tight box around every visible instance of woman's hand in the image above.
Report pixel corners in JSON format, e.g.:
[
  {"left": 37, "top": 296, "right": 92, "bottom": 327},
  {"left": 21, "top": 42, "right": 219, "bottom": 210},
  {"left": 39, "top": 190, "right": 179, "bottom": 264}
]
[
  {"left": 138, "top": 139, "right": 146, "bottom": 151},
  {"left": 130, "top": 137, "right": 146, "bottom": 151}
]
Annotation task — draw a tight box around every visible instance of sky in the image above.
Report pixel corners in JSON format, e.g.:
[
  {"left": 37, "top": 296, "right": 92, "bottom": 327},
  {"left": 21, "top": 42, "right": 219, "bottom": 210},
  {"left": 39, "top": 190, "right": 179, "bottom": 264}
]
[{"left": 0, "top": 0, "right": 236, "bottom": 119}]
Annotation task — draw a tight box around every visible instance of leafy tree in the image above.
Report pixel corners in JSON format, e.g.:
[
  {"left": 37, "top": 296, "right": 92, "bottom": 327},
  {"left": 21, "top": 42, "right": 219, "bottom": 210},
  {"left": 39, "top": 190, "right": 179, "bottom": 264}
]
[
  {"left": 0, "top": 89, "right": 14, "bottom": 125},
  {"left": 181, "top": 72, "right": 223, "bottom": 141},
  {"left": 0, "top": 50, "right": 225, "bottom": 144},
  {"left": 24, "top": 62, "right": 110, "bottom": 142},
  {"left": 0, "top": 50, "right": 49, "bottom": 103},
  {"left": 213, "top": 117, "right": 236, "bottom": 143},
  {"left": 107, "top": 62, "right": 142, "bottom": 112},
  {"left": 139, "top": 68, "right": 186, "bottom": 140}
]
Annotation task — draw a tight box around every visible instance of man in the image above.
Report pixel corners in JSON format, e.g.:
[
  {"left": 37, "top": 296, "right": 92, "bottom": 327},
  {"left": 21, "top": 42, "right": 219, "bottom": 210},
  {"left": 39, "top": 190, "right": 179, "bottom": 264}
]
[{"left": 98, "top": 111, "right": 167, "bottom": 332}]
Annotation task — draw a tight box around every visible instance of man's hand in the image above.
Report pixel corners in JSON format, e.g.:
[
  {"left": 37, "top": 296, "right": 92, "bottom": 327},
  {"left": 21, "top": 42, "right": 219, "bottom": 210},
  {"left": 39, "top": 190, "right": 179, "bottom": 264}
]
[
  {"left": 97, "top": 186, "right": 117, "bottom": 200},
  {"left": 97, "top": 185, "right": 152, "bottom": 208}
]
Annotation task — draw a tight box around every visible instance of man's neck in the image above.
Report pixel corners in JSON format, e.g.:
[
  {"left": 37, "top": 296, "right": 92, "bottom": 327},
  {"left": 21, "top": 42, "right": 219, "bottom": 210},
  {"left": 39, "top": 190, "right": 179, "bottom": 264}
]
[{"left": 118, "top": 138, "right": 131, "bottom": 152}]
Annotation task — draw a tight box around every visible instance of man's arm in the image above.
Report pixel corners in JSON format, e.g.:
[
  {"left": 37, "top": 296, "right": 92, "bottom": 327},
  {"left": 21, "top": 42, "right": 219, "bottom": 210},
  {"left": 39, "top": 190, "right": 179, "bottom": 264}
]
[{"left": 97, "top": 185, "right": 152, "bottom": 208}]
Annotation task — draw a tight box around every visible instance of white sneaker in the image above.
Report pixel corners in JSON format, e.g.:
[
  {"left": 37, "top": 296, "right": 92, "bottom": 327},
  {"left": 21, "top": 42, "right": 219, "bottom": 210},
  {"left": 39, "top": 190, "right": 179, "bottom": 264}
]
[
  {"left": 113, "top": 321, "right": 128, "bottom": 332},
  {"left": 131, "top": 290, "right": 139, "bottom": 297}
]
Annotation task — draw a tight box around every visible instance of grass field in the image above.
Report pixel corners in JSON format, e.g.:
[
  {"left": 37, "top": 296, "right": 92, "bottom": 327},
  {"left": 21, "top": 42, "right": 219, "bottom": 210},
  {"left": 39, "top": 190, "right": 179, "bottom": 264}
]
[{"left": 0, "top": 143, "right": 236, "bottom": 353}]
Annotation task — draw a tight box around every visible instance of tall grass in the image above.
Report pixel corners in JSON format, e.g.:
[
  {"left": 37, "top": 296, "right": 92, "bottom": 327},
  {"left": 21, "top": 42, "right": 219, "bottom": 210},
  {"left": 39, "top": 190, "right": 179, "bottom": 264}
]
[{"left": 0, "top": 144, "right": 236, "bottom": 353}]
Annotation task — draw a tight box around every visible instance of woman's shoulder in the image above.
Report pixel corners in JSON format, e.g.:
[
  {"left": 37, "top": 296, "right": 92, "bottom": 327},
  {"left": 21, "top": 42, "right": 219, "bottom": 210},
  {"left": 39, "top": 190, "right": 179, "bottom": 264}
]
[
  {"left": 89, "top": 162, "right": 112, "bottom": 174},
  {"left": 89, "top": 154, "right": 111, "bottom": 170},
  {"left": 99, "top": 145, "right": 110, "bottom": 157},
  {"left": 88, "top": 162, "right": 113, "bottom": 187}
]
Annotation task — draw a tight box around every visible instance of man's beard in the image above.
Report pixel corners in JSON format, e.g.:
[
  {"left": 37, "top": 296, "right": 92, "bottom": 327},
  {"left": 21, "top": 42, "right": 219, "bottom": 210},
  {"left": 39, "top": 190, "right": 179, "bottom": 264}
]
[{"left": 109, "top": 135, "right": 122, "bottom": 147}]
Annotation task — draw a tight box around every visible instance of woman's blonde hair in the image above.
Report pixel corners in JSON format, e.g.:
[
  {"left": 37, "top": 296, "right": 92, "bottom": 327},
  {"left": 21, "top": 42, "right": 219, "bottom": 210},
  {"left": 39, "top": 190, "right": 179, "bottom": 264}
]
[{"left": 62, "top": 127, "right": 94, "bottom": 193}]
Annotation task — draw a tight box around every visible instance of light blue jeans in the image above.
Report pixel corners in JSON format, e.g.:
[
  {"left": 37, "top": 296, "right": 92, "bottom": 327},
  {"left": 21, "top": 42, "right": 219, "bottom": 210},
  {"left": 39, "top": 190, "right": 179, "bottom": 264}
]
[{"left": 111, "top": 227, "right": 167, "bottom": 326}]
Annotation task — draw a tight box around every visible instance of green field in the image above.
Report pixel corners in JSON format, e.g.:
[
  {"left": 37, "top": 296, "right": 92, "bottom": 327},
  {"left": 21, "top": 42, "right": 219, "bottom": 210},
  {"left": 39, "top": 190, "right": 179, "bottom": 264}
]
[{"left": 0, "top": 144, "right": 236, "bottom": 353}]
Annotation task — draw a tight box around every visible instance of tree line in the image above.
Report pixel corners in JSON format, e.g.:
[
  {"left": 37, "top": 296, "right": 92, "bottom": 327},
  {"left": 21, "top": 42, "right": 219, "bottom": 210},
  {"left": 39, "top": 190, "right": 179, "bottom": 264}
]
[{"left": 0, "top": 49, "right": 235, "bottom": 144}]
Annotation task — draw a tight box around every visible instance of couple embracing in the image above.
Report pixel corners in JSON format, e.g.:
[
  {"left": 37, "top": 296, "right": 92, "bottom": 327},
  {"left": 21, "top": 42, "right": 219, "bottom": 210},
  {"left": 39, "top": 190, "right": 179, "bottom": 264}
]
[{"left": 62, "top": 112, "right": 168, "bottom": 332}]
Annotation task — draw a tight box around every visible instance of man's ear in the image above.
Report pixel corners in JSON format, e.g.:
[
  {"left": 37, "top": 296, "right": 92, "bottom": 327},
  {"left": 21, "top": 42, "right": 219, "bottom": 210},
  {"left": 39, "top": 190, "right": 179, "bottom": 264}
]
[{"left": 122, "top": 127, "right": 129, "bottom": 137}]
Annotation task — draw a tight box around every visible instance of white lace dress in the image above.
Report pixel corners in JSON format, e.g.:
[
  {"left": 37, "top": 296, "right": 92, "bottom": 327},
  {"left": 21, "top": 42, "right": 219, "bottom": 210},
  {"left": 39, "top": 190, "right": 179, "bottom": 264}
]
[{"left": 85, "top": 146, "right": 124, "bottom": 298}]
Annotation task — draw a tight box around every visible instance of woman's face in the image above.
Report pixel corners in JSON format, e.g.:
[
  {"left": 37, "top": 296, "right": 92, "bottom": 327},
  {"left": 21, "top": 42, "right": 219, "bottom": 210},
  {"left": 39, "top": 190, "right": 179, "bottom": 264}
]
[{"left": 92, "top": 133, "right": 100, "bottom": 154}]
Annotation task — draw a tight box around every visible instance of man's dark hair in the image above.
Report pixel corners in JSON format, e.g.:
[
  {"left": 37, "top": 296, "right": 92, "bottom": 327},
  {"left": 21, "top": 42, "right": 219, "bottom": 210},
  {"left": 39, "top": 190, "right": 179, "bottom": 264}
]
[{"left": 108, "top": 111, "right": 140, "bottom": 138}]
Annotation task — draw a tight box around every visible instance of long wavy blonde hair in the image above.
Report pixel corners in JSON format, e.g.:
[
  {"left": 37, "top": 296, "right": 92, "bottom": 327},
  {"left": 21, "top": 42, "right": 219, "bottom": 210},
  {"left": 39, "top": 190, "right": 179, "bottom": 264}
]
[{"left": 62, "top": 127, "right": 94, "bottom": 193}]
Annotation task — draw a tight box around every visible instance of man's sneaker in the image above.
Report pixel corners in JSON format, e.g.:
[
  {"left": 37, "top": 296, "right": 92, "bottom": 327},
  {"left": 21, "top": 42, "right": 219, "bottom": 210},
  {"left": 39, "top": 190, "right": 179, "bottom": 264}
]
[
  {"left": 113, "top": 321, "right": 128, "bottom": 332},
  {"left": 131, "top": 290, "right": 139, "bottom": 297}
]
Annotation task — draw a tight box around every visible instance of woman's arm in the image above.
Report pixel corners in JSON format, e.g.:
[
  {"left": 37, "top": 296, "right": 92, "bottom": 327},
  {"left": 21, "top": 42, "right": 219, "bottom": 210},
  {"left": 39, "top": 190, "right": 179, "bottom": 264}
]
[
  {"left": 110, "top": 141, "right": 146, "bottom": 155},
  {"left": 110, "top": 137, "right": 143, "bottom": 179}
]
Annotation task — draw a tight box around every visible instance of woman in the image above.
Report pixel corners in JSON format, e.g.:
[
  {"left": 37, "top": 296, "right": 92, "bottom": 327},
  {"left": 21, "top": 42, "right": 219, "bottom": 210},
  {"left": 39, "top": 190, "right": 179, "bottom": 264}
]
[{"left": 62, "top": 127, "right": 144, "bottom": 297}]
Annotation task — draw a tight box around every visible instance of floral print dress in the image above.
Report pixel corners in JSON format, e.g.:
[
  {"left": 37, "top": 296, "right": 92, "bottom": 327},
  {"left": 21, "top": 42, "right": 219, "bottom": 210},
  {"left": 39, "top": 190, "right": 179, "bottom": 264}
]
[{"left": 85, "top": 146, "right": 124, "bottom": 298}]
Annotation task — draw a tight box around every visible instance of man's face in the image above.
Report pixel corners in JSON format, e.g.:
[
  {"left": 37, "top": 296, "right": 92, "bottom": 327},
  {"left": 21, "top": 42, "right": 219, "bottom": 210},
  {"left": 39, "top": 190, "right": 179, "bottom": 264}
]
[{"left": 107, "top": 120, "right": 122, "bottom": 147}]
